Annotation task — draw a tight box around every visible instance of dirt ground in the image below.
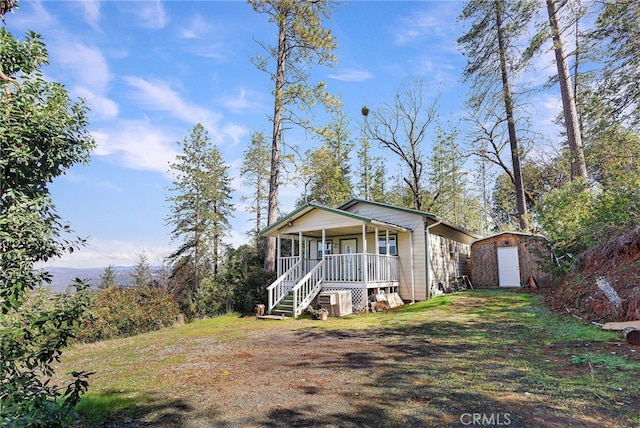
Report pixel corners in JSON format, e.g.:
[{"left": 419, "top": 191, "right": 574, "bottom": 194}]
[
  {"left": 89, "top": 312, "right": 640, "bottom": 428},
  {"left": 545, "top": 227, "right": 640, "bottom": 323}
]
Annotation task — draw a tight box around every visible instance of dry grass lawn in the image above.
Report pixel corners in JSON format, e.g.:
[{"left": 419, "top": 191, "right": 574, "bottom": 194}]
[{"left": 54, "top": 290, "right": 640, "bottom": 427}]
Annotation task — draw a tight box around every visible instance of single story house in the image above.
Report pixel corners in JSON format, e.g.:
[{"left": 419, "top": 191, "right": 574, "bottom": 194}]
[
  {"left": 259, "top": 199, "right": 480, "bottom": 317},
  {"left": 471, "top": 231, "right": 555, "bottom": 288}
]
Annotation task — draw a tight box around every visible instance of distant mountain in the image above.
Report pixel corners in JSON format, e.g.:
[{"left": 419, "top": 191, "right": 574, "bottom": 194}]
[{"left": 41, "top": 266, "right": 165, "bottom": 293}]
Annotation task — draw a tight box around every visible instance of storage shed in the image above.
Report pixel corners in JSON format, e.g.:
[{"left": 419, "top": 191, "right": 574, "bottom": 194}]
[{"left": 471, "top": 232, "right": 555, "bottom": 288}]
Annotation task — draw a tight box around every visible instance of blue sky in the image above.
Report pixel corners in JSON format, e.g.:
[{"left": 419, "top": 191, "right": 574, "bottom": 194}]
[{"left": 7, "top": 1, "right": 563, "bottom": 269}]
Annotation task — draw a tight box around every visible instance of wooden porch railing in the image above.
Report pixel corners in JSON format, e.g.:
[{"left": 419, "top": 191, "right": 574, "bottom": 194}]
[
  {"left": 291, "top": 260, "right": 325, "bottom": 317},
  {"left": 324, "top": 254, "right": 399, "bottom": 283},
  {"left": 267, "top": 259, "right": 302, "bottom": 314}
]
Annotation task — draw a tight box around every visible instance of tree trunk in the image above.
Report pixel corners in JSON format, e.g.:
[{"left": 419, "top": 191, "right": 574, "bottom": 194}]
[
  {"left": 495, "top": 0, "right": 528, "bottom": 230},
  {"left": 264, "top": 15, "right": 287, "bottom": 273},
  {"left": 546, "top": 0, "right": 588, "bottom": 180}
]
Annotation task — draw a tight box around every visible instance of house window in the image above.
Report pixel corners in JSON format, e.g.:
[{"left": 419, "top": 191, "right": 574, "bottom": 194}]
[
  {"left": 378, "top": 234, "right": 397, "bottom": 255},
  {"left": 317, "top": 240, "right": 333, "bottom": 259}
]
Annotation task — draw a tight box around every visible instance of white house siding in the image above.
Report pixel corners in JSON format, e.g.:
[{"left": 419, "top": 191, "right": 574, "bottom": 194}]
[
  {"left": 285, "top": 208, "right": 363, "bottom": 234},
  {"left": 428, "top": 224, "right": 474, "bottom": 291},
  {"left": 343, "top": 202, "right": 428, "bottom": 301}
]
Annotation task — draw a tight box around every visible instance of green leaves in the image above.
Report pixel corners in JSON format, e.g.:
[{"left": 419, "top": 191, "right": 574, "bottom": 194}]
[{"left": 1, "top": 23, "right": 95, "bottom": 425}]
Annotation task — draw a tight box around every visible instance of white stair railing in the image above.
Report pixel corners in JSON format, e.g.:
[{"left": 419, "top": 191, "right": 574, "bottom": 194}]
[
  {"left": 291, "top": 260, "right": 325, "bottom": 317},
  {"left": 267, "top": 260, "right": 302, "bottom": 314}
]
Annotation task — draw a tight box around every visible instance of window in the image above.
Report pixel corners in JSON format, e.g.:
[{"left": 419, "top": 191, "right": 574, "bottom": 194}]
[
  {"left": 317, "top": 240, "right": 333, "bottom": 259},
  {"left": 378, "top": 234, "right": 397, "bottom": 255}
]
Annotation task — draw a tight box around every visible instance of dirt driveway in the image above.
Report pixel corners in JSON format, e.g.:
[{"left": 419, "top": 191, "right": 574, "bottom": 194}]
[{"left": 83, "top": 294, "right": 640, "bottom": 428}]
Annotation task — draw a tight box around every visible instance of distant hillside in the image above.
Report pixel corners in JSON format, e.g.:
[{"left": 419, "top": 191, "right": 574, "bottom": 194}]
[{"left": 41, "top": 266, "right": 165, "bottom": 293}]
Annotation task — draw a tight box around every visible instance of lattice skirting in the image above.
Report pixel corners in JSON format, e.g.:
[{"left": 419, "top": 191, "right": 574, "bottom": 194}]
[{"left": 317, "top": 287, "right": 368, "bottom": 313}]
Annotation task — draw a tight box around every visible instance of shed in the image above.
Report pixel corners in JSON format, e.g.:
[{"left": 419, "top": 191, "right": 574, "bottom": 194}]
[{"left": 471, "top": 232, "right": 554, "bottom": 288}]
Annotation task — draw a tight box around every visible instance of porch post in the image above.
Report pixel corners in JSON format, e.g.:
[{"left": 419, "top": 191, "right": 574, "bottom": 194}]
[
  {"left": 410, "top": 230, "right": 415, "bottom": 303},
  {"left": 298, "top": 232, "right": 303, "bottom": 270},
  {"left": 374, "top": 228, "right": 380, "bottom": 283},
  {"left": 277, "top": 234, "right": 282, "bottom": 277},
  {"left": 362, "top": 223, "right": 368, "bottom": 285}
]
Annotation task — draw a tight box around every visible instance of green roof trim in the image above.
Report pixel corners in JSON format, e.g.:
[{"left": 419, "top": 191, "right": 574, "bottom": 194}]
[
  {"left": 339, "top": 198, "right": 480, "bottom": 238},
  {"left": 339, "top": 198, "right": 439, "bottom": 220},
  {"left": 258, "top": 202, "right": 373, "bottom": 237}
]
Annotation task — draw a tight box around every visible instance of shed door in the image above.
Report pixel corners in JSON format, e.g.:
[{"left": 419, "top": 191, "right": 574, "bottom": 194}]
[{"left": 497, "top": 246, "right": 520, "bottom": 287}]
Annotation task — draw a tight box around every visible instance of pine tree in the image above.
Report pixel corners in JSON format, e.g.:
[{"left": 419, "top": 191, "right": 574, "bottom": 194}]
[
  {"left": 240, "top": 131, "right": 270, "bottom": 242},
  {"left": 249, "top": 0, "right": 340, "bottom": 271},
  {"left": 458, "top": 0, "right": 536, "bottom": 230},
  {"left": 99, "top": 265, "right": 118, "bottom": 290},
  {"left": 166, "top": 124, "right": 234, "bottom": 295}
]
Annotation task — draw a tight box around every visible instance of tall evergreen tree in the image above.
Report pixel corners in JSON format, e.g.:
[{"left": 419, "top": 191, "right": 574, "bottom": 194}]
[
  {"left": 298, "top": 108, "right": 353, "bottom": 207},
  {"left": 590, "top": 1, "right": 640, "bottom": 128},
  {"left": 249, "top": 0, "right": 340, "bottom": 271},
  {"left": 166, "top": 123, "right": 234, "bottom": 294},
  {"left": 130, "top": 250, "right": 152, "bottom": 289},
  {"left": 240, "top": 131, "right": 270, "bottom": 243},
  {"left": 99, "top": 265, "right": 118, "bottom": 290},
  {"left": 458, "top": 0, "right": 536, "bottom": 230}
]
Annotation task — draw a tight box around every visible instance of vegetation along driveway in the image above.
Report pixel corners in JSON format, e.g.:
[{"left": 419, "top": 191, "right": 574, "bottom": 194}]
[{"left": 55, "top": 290, "right": 640, "bottom": 427}]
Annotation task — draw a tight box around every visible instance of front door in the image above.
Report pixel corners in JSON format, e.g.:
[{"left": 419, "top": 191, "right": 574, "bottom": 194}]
[{"left": 340, "top": 239, "right": 358, "bottom": 281}]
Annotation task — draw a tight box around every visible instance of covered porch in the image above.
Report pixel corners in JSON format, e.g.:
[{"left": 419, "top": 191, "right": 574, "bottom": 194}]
[{"left": 261, "top": 203, "right": 416, "bottom": 316}]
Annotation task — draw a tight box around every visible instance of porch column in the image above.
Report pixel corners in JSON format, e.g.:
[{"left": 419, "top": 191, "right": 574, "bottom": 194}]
[
  {"left": 410, "top": 230, "right": 415, "bottom": 303},
  {"left": 374, "top": 228, "right": 380, "bottom": 283},
  {"left": 298, "top": 232, "right": 303, "bottom": 270},
  {"left": 277, "top": 234, "right": 282, "bottom": 277},
  {"left": 385, "top": 229, "right": 390, "bottom": 283},
  {"left": 362, "top": 224, "right": 368, "bottom": 285}
]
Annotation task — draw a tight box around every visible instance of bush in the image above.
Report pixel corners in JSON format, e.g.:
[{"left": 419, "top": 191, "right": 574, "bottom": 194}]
[
  {"left": 537, "top": 174, "right": 640, "bottom": 271},
  {"left": 77, "top": 286, "right": 180, "bottom": 343},
  {"left": 0, "top": 282, "right": 92, "bottom": 427}
]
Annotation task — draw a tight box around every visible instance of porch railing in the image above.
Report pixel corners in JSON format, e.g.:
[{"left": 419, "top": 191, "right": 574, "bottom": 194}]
[
  {"left": 291, "top": 260, "right": 325, "bottom": 317},
  {"left": 267, "top": 259, "right": 302, "bottom": 314},
  {"left": 324, "top": 254, "right": 399, "bottom": 283},
  {"left": 277, "top": 256, "right": 320, "bottom": 278}
]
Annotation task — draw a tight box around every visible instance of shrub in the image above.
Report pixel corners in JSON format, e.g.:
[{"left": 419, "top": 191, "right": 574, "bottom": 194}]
[{"left": 77, "top": 286, "right": 180, "bottom": 343}]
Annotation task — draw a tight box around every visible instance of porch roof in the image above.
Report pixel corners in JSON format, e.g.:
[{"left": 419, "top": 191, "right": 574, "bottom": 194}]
[{"left": 259, "top": 202, "right": 411, "bottom": 238}]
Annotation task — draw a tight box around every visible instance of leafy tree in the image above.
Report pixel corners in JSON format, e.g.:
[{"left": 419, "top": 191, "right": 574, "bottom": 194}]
[
  {"left": 166, "top": 123, "right": 234, "bottom": 295},
  {"left": 365, "top": 78, "right": 439, "bottom": 211},
  {"left": 0, "top": 24, "right": 94, "bottom": 425},
  {"left": 458, "top": 0, "right": 536, "bottom": 229},
  {"left": 240, "top": 131, "right": 270, "bottom": 242},
  {"left": 249, "top": 0, "right": 340, "bottom": 271}
]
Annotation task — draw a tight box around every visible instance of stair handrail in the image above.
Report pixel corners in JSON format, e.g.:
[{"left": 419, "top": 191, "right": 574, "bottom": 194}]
[
  {"left": 267, "top": 259, "right": 302, "bottom": 314},
  {"left": 291, "top": 260, "right": 325, "bottom": 317}
]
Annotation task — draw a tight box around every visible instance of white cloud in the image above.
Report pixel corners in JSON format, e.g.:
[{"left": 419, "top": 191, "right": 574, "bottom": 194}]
[
  {"left": 393, "top": 8, "right": 457, "bottom": 45},
  {"left": 180, "top": 15, "right": 211, "bottom": 39},
  {"left": 37, "top": 238, "right": 173, "bottom": 269},
  {"left": 54, "top": 42, "right": 112, "bottom": 92},
  {"left": 123, "top": 76, "right": 226, "bottom": 142},
  {"left": 217, "top": 87, "right": 262, "bottom": 113},
  {"left": 92, "top": 121, "right": 179, "bottom": 174},
  {"left": 79, "top": 0, "right": 101, "bottom": 30},
  {"left": 75, "top": 86, "right": 119, "bottom": 120},
  {"left": 328, "top": 69, "right": 374, "bottom": 82},
  {"left": 133, "top": 0, "right": 168, "bottom": 30}
]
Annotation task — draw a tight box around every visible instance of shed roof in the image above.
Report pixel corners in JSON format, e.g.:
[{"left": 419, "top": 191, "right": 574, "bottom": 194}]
[{"left": 471, "top": 231, "right": 549, "bottom": 245}]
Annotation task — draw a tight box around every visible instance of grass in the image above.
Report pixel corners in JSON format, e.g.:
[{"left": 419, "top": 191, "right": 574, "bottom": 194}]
[{"left": 54, "top": 289, "right": 640, "bottom": 427}]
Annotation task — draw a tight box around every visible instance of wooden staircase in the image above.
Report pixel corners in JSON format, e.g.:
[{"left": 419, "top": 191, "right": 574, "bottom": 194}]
[{"left": 270, "top": 291, "right": 295, "bottom": 318}]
